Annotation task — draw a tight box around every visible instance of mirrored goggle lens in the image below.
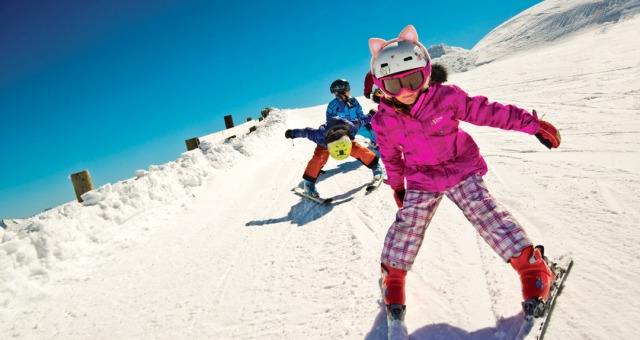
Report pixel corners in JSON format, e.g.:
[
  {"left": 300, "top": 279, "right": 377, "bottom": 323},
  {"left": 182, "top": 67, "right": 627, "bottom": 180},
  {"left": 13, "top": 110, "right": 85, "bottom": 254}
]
[
  {"left": 331, "top": 85, "right": 350, "bottom": 94},
  {"left": 404, "top": 70, "right": 424, "bottom": 90},
  {"left": 382, "top": 78, "right": 402, "bottom": 95}
]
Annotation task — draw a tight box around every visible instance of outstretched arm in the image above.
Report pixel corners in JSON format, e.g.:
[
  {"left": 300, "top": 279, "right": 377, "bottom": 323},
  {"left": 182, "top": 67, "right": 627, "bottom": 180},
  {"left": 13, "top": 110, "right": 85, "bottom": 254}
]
[
  {"left": 355, "top": 101, "right": 372, "bottom": 125},
  {"left": 286, "top": 127, "right": 326, "bottom": 146},
  {"left": 451, "top": 85, "right": 540, "bottom": 135},
  {"left": 285, "top": 128, "right": 308, "bottom": 139}
]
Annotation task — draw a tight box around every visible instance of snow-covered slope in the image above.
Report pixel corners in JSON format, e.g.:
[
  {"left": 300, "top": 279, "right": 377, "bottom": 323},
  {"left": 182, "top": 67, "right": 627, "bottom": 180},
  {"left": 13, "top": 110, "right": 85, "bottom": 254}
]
[
  {"left": 2, "top": 4, "right": 640, "bottom": 340},
  {"left": 473, "top": 0, "right": 640, "bottom": 64},
  {"left": 428, "top": 44, "right": 478, "bottom": 73}
]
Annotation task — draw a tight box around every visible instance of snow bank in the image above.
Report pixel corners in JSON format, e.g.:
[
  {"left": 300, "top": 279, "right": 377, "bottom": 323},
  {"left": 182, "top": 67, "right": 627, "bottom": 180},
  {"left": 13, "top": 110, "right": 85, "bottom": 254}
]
[
  {"left": 473, "top": 0, "right": 640, "bottom": 64},
  {"left": 0, "top": 110, "right": 287, "bottom": 313}
]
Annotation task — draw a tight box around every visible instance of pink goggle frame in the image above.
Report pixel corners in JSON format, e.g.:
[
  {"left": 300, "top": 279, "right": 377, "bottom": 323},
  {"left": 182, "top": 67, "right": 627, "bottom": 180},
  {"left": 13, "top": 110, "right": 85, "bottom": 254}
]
[{"left": 377, "top": 67, "right": 430, "bottom": 96}]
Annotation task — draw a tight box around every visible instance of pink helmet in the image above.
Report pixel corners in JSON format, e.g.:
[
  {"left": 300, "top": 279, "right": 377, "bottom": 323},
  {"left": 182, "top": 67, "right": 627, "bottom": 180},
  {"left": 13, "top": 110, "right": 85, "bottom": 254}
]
[{"left": 369, "top": 25, "right": 432, "bottom": 96}]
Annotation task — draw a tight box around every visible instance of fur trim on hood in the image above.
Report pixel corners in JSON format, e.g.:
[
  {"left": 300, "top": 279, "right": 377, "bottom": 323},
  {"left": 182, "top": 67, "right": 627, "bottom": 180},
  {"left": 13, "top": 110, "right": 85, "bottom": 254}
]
[{"left": 429, "top": 63, "right": 448, "bottom": 85}]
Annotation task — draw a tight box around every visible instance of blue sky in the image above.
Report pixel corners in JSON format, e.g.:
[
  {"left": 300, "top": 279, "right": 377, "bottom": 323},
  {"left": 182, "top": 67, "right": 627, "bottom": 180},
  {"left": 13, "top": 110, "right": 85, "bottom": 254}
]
[{"left": 0, "top": 0, "right": 541, "bottom": 219}]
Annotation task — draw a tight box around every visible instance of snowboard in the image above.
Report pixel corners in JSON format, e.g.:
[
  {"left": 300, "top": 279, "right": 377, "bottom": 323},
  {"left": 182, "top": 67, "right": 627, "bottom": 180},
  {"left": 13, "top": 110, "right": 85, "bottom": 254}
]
[
  {"left": 516, "top": 255, "right": 573, "bottom": 340},
  {"left": 291, "top": 187, "right": 333, "bottom": 205}
]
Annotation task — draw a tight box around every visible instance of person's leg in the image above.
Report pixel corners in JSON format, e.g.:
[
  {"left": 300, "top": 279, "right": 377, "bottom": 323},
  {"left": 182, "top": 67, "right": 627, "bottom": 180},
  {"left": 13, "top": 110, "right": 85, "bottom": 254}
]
[
  {"left": 445, "top": 174, "right": 553, "bottom": 302},
  {"left": 445, "top": 174, "right": 532, "bottom": 261},
  {"left": 350, "top": 140, "right": 382, "bottom": 178},
  {"left": 357, "top": 125, "right": 376, "bottom": 145},
  {"left": 350, "top": 141, "right": 379, "bottom": 171},
  {"left": 381, "top": 190, "right": 443, "bottom": 307},
  {"left": 303, "top": 145, "right": 329, "bottom": 182}
]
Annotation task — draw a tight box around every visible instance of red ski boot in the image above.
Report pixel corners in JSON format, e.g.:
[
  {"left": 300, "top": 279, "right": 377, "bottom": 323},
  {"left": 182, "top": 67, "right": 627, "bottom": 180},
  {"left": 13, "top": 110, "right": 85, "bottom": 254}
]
[
  {"left": 381, "top": 263, "right": 406, "bottom": 307},
  {"left": 510, "top": 245, "right": 555, "bottom": 317},
  {"left": 381, "top": 263, "right": 408, "bottom": 339}
]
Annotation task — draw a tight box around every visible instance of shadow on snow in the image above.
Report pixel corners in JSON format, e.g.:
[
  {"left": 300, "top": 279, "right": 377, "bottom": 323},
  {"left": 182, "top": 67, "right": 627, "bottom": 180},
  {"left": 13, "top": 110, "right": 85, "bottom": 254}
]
[
  {"left": 245, "top": 160, "right": 369, "bottom": 227},
  {"left": 365, "top": 302, "right": 525, "bottom": 340}
]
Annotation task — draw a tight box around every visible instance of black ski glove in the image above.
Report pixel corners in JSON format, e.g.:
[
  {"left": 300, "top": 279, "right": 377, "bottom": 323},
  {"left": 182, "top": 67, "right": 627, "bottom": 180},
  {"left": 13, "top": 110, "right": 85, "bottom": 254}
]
[
  {"left": 393, "top": 189, "right": 405, "bottom": 208},
  {"left": 285, "top": 129, "right": 294, "bottom": 139}
]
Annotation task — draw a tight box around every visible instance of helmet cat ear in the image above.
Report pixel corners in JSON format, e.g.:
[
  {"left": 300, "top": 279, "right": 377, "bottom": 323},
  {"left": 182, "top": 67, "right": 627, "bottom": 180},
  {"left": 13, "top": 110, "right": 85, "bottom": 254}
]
[
  {"left": 398, "top": 25, "right": 419, "bottom": 43},
  {"left": 369, "top": 38, "right": 387, "bottom": 57}
]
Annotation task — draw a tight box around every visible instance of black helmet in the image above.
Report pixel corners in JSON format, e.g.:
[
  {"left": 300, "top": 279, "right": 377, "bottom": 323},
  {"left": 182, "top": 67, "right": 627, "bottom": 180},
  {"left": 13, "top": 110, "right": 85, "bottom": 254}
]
[
  {"left": 330, "top": 79, "right": 350, "bottom": 94},
  {"left": 324, "top": 118, "right": 352, "bottom": 143}
]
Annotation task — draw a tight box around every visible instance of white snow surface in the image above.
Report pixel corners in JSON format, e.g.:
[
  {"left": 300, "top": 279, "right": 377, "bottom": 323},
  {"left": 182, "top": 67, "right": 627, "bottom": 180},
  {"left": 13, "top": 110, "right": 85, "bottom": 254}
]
[
  {"left": 2, "top": 6, "right": 640, "bottom": 340},
  {"left": 473, "top": 0, "right": 640, "bottom": 64},
  {"left": 428, "top": 44, "right": 478, "bottom": 73}
]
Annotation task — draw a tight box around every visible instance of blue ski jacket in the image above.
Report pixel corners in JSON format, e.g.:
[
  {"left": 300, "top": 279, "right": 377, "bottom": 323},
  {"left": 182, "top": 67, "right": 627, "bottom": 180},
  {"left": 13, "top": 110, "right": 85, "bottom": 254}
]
[{"left": 326, "top": 97, "right": 370, "bottom": 130}]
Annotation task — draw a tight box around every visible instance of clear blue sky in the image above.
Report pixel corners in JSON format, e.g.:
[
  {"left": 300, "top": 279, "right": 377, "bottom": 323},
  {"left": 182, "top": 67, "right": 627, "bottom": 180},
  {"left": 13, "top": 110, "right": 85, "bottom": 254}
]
[{"left": 0, "top": 0, "right": 541, "bottom": 219}]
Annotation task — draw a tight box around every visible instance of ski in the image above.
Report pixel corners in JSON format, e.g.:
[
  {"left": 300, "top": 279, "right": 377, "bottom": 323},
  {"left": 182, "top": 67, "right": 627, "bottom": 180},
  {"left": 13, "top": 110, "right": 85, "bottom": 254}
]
[
  {"left": 365, "top": 176, "right": 384, "bottom": 194},
  {"left": 291, "top": 187, "right": 333, "bottom": 205},
  {"left": 516, "top": 256, "right": 573, "bottom": 340}
]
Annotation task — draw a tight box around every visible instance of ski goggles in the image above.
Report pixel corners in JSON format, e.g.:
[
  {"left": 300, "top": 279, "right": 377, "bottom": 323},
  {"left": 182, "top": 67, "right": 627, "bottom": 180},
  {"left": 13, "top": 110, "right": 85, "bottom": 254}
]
[
  {"left": 331, "top": 86, "right": 350, "bottom": 95},
  {"left": 378, "top": 67, "right": 428, "bottom": 96}
]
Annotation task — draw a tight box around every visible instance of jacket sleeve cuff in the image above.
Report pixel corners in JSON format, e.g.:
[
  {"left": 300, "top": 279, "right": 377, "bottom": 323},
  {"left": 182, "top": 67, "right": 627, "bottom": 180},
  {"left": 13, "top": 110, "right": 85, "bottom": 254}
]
[
  {"left": 522, "top": 118, "right": 541, "bottom": 135},
  {"left": 384, "top": 178, "right": 405, "bottom": 191}
]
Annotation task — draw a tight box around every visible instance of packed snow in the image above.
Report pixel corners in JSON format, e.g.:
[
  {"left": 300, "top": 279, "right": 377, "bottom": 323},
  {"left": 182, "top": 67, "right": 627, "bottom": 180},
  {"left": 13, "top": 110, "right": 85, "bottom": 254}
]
[{"left": 2, "top": 1, "right": 640, "bottom": 339}]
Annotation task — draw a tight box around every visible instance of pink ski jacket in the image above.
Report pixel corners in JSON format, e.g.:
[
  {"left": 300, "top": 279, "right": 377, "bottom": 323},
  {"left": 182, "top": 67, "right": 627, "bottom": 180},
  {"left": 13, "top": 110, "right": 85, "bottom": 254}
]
[{"left": 371, "top": 83, "right": 540, "bottom": 192}]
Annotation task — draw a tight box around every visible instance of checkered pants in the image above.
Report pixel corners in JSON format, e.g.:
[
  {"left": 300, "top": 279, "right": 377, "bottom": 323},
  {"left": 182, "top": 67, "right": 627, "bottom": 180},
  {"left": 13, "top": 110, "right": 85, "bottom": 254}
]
[{"left": 381, "top": 174, "right": 532, "bottom": 271}]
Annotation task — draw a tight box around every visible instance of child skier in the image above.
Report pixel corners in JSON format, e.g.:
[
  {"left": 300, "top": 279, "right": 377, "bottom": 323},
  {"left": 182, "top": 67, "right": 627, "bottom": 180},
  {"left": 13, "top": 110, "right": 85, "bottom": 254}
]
[
  {"left": 368, "top": 25, "right": 562, "bottom": 337},
  {"left": 327, "top": 79, "right": 377, "bottom": 146},
  {"left": 285, "top": 117, "right": 383, "bottom": 198},
  {"left": 364, "top": 71, "right": 384, "bottom": 104},
  {"left": 364, "top": 71, "right": 375, "bottom": 99}
]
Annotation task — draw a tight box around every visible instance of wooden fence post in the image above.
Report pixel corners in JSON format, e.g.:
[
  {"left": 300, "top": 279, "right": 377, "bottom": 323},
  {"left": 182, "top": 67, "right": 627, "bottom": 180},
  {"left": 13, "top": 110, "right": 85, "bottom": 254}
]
[
  {"left": 224, "top": 114, "right": 236, "bottom": 140},
  {"left": 224, "top": 115, "right": 234, "bottom": 129},
  {"left": 246, "top": 117, "right": 257, "bottom": 133},
  {"left": 70, "top": 170, "right": 94, "bottom": 203},
  {"left": 185, "top": 137, "right": 200, "bottom": 151},
  {"left": 260, "top": 108, "right": 271, "bottom": 119}
]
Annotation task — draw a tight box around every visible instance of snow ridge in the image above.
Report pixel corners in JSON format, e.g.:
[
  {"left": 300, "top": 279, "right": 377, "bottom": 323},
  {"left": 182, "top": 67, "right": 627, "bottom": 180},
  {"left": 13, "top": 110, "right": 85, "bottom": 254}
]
[
  {"left": 0, "top": 110, "right": 287, "bottom": 314},
  {"left": 473, "top": 0, "right": 640, "bottom": 64}
]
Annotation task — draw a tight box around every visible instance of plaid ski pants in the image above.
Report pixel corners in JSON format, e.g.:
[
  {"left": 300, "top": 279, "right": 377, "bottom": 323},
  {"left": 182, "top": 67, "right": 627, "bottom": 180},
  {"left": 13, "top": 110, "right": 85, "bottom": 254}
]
[{"left": 381, "top": 174, "right": 532, "bottom": 271}]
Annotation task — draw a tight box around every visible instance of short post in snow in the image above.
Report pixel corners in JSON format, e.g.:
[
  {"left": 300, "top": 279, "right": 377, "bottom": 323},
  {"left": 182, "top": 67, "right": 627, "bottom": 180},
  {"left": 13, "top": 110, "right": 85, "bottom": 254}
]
[
  {"left": 260, "top": 107, "right": 272, "bottom": 119},
  {"left": 224, "top": 114, "right": 236, "bottom": 140},
  {"left": 185, "top": 137, "right": 200, "bottom": 151},
  {"left": 224, "top": 115, "right": 234, "bottom": 129},
  {"left": 246, "top": 117, "right": 258, "bottom": 133},
  {"left": 70, "top": 170, "right": 94, "bottom": 203}
]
